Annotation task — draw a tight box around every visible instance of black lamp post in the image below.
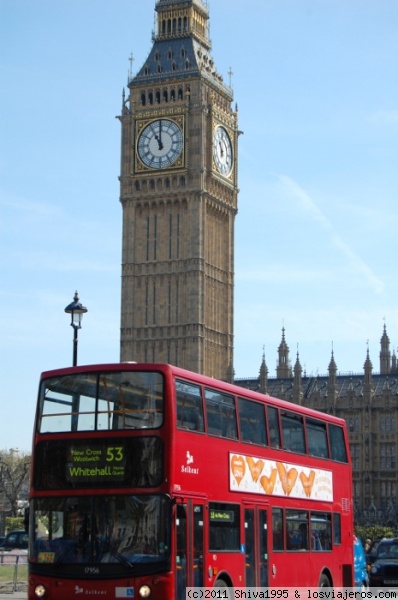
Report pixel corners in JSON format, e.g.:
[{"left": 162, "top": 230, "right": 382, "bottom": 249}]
[{"left": 64, "top": 291, "right": 88, "bottom": 366}]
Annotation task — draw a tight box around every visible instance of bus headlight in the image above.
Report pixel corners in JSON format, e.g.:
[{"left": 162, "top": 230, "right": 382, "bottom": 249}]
[
  {"left": 34, "top": 584, "right": 47, "bottom": 598},
  {"left": 138, "top": 585, "right": 152, "bottom": 598}
]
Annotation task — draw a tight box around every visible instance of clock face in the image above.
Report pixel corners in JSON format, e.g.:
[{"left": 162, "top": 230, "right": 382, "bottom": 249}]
[
  {"left": 213, "top": 126, "right": 233, "bottom": 176},
  {"left": 137, "top": 119, "right": 183, "bottom": 169}
]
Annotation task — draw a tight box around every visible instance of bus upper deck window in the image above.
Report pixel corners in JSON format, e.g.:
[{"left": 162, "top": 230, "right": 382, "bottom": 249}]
[
  {"left": 267, "top": 406, "right": 281, "bottom": 449},
  {"left": 238, "top": 398, "right": 267, "bottom": 445},
  {"left": 205, "top": 389, "right": 237, "bottom": 439},
  {"left": 307, "top": 419, "right": 329, "bottom": 458},
  {"left": 175, "top": 380, "right": 204, "bottom": 432},
  {"left": 329, "top": 424, "right": 348, "bottom": 463},
  {"left": 281, "top": 411, "right": 305, "bottom": 454}
]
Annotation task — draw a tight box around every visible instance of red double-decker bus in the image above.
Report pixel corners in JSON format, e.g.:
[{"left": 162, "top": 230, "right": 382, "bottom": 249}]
[{"left": 28, "top": 363, "right": 354, "bottom": 600}]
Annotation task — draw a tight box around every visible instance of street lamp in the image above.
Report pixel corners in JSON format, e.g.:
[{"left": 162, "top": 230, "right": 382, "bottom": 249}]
[{"left": 64, "top": 291, "right": 88, "bottom": 366}]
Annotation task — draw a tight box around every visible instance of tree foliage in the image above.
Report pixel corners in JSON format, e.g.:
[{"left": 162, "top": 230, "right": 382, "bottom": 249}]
[
  {"left": 355, "top": 524, "right": 395, "bottom": 544},
  {"left": 0, "top": 449, "right": 30, "bottom": 518}
]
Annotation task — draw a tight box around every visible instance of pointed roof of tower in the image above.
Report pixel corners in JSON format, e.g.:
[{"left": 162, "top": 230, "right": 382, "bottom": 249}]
[
  {"left": 130, "top": 0, "right": 231, "bottom": 98},
  {"left": 259, "top": 348, "right": 268, "bottom": 394},
  {"left": 380, "top": 322, "right": 390, "bottom": 352},
  {"left": 259, "top": 349, "right": 268, "bottom": 377},
  {"left": 278, "top": 327, "right": 288, "bottom": 352},
  {"left": 294, "top": 347, "right": 302, "bottom": 373},
  {"left": 380, "top": 322, "right": 391, "bottom": 374},
  {"left": 328, "top": 346, "right": 337, "bottom": 373},
  {"left": 364, "top": 344, "right": 373, "bottom": 372}
]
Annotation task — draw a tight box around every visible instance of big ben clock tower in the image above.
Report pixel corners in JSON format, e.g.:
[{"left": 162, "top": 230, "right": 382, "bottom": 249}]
[{"left": 119, "top": 0, "right": 238, "bottom": 381}]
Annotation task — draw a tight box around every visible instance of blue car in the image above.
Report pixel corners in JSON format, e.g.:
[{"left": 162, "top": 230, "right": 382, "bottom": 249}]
[{"left": 354, "top": 536, "right": 369, "bottom": 590}]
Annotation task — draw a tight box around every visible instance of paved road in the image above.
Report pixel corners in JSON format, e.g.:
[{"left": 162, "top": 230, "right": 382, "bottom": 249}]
[{"left": 0, "top": 593, "right": 27, "bottom": 599}]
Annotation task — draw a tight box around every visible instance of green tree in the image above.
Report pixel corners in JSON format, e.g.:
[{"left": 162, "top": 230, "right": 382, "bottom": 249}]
[
  {"left": 355, "top": 525, "right": 394, "bottom": 545},
  {"left": 0, "top": 449, "right": 30, "bottom": 520}
]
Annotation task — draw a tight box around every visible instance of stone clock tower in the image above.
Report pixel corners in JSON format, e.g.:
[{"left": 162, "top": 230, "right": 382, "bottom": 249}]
[{"left": 118, "top": 0, "right": 238, "bottom": 381}]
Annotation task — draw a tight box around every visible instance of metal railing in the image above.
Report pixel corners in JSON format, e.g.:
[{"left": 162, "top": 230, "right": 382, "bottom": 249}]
[{"left": 0, "top": 552, "right": 28, "bottom": 593}]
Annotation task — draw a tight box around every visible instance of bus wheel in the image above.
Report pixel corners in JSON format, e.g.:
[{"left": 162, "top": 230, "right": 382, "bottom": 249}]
[
  {"left": 318, "top": 574, "right": 331, "bottom": 589},
  {"left": 214, "top": 579, "right": 233, "bottom": 599}
]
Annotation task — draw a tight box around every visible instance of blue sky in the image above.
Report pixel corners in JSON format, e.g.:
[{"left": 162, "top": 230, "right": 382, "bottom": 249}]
[{"left": 1, "top": 0, "right": 397, "bottom": 452}]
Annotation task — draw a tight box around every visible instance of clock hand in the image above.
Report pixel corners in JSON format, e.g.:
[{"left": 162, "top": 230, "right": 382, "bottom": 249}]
[
  {"left": 155, "top": 133, "right": 163, "bottom": 150},
  {"left": 158, "top": 120, "right": 163, "bottom": 150},
  {"left": 219, "top": 141, "right": 224, "bottom": 157}
]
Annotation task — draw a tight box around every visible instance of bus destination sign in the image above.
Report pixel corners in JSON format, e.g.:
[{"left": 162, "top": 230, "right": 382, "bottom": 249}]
[{"left": 66, "top": 444, "right": 126, "bottom": 484}]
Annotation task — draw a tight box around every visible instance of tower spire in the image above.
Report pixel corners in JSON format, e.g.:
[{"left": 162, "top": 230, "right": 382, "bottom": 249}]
[
  {"left": 276, "top": 327, "right": 292, "bottom": 378},
  {"left": 380, "top": 322, "right": 391, "bottom": 374}
]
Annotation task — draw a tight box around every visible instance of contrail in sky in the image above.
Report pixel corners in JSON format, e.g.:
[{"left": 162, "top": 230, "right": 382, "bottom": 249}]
[{"left": 278, "top": 174, "right": 385, "bottom": 295}]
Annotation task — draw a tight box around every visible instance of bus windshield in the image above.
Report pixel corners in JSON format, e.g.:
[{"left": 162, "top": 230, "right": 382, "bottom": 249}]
[
  {"left": 30, "top": 495, "right": 171, "bottom": 572},
  {"left": 38, "top": 371, "right": 164, "bottom": 433}
]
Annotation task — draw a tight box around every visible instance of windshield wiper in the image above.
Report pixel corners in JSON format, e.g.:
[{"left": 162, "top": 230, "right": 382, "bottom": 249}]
[{"left": 106, "top": 550, "right": 133, "bottom": 568}]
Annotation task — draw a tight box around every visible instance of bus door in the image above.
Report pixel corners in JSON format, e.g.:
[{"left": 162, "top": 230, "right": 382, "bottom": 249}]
[
  {"left": 175, "top": 500, "right": 205, "bottom": 600},
  {"left": 244, "top": 506, "right": 269, "bottom": 587}
]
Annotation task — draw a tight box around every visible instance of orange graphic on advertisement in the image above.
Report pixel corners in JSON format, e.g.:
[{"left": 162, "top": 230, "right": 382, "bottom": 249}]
[
  {"left": 260, "top": 468, "right": 277, "bottom": 494},
  {"left": 246, "top": 456, "right": 265, "bottom": 483},
  {"left": 299, "top": 470, "right": 316, "bottom": 497},
  {"left": 276, "top": 462, "right": 298, "bottom": 495},
  {"left": 230, "top": 454, "right": 246, "bottom": 486}
]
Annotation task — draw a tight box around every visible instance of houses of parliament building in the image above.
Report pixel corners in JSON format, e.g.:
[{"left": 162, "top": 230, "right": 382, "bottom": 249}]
[
  {"left": 118, "top": 0, "right": 395, "bottom": 524},
  {"left": 235, "top": 325, "right": 398, "bottom": 525}
]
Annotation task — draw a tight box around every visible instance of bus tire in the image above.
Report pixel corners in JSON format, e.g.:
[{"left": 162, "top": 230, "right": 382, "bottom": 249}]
[
  {"left": 319, "top": 574, "right": 331, "bottom": 589},
  {"left": 214, "top": 579, "right": 233, "bottom": 599}
]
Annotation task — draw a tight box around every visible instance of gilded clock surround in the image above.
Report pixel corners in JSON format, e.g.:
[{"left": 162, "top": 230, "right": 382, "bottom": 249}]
[
  {"left": 213, "top": 124, "right": 233, "bottom": 177},
  {"left": 135, "top": 114, "right": 185, "bottom": 173}
]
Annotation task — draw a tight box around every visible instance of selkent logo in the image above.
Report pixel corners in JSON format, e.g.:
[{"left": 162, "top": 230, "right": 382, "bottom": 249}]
[
  {"left": 181, "top": 451, "right": 199, "bottom": 475},
  {"left": 74, "top": 587, "right": 107, "bottom": 596}
]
